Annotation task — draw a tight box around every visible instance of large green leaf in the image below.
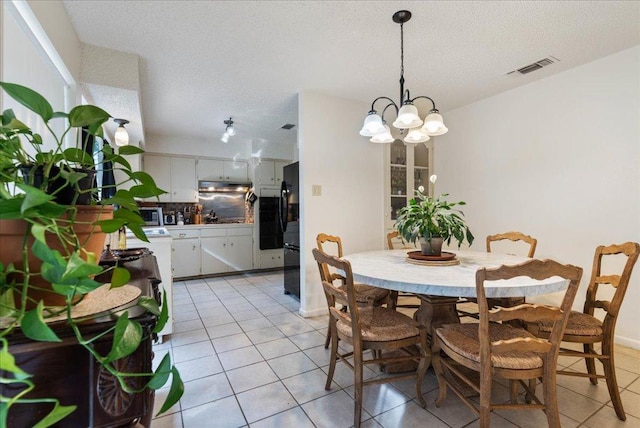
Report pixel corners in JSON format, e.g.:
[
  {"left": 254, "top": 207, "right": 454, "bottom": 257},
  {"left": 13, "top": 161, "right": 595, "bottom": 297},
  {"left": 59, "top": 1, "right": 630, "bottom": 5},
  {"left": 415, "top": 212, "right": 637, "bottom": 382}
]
[
  {"left": 32, "top": 403, "right": 77, "bottom": 428},
  {"left": 118, "top": 145, "right": 144, "bottom": 156},
  {"left": 17, "top": 184, "right": 54, "bottom": 213},
  {"left": 21, "top": 302, "right": 61, "bottom": 342},
  {"left": 0, "top": 339, "right": 30, "bottom": 379},
  {"left": 104, "top": 314, "right": 142, "bottom": 363},
  {"left": 157, "top": 367, "right": 184, "bottom": 415},
  {"left": 63, "top": 147, "right": 94, "bottom": 165},
  {"left": 136, "top": 295, "right": 160, "bottom": 316},
  {"left": 0, "top": 197, "right": 23, "bottom": 219},
  {"left": 68, "top": 105, "right": 110, "bottom": 128},
  {"left": 110, "top": 267, "right": 130, "bottom": 288},
  {"left": 147, "top": 353, "right": 171, "bottom": 389},
  {"left": 61, "top": 252, "right": 103, "bottom": 282},
  {"left": 0, "top": 82, "right": 53, "bottom": 122}
]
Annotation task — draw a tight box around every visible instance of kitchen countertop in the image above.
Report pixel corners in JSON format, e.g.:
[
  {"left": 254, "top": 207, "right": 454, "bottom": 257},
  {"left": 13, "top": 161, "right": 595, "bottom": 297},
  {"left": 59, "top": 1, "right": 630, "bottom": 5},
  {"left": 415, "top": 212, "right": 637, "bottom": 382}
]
[{"left": 165, "top": 223, "right": 253, "bottom": 229}]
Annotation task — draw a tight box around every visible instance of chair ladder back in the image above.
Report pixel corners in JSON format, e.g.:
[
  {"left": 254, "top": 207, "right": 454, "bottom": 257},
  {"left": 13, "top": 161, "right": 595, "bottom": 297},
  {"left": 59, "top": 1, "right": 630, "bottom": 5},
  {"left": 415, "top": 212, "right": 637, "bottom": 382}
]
[
  {"left": 312, "top": 248, "right": 364, "bottom": 342},
  {"left": 476, "top": 259, "right": 583, "bottom": 359},
  {"left": 486, "top": 231, "right": 537, "bottom": 258},
  {"left": 584, "top": 242, "right": 640, "bottom": 318},
  {"left": 316, "top": 233, "right": 344, "bottom": 257}
]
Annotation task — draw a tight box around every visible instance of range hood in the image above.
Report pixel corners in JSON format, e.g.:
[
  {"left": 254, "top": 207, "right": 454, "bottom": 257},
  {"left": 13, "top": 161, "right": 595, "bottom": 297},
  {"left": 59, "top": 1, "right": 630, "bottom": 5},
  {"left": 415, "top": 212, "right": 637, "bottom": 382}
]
[{"left": 198, "top": 180, "right": 252, "bottom": 193}]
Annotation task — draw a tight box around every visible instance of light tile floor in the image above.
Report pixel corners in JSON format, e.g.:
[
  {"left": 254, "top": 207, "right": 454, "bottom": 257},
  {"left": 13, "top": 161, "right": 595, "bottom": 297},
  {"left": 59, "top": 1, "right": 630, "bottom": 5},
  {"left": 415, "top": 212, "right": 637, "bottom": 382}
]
[{"left": 150, "top": 272, "right": 640, "bottom": 427}]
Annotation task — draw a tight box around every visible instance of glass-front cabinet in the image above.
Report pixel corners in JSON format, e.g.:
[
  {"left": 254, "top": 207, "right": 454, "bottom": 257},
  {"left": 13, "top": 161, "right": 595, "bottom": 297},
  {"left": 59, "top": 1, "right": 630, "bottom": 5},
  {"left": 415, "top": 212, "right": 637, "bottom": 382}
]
[{"left": 385, "top": 139, "right": 433, "bottom": 230}]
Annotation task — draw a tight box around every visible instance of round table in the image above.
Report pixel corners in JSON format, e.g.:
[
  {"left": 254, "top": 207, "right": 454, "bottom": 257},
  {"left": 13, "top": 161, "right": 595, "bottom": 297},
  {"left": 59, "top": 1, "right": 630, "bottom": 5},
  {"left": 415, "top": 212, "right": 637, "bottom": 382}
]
[{"left": 342, "top": 249, "right": 569, "bottom": 337}]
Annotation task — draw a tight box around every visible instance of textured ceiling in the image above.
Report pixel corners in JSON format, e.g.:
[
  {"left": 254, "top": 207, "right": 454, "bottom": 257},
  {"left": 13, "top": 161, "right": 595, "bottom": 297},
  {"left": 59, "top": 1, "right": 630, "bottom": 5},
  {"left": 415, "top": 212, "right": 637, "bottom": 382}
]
[{"left": 62, "top": 1, "right": 640, "bottom": 150}]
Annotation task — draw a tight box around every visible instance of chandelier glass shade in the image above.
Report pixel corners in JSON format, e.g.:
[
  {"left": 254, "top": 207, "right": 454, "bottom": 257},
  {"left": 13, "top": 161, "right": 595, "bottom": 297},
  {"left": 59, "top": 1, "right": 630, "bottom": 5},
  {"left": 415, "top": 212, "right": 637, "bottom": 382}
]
[{"left": 360, "top": 10, "right": 448, "bottom": 144}]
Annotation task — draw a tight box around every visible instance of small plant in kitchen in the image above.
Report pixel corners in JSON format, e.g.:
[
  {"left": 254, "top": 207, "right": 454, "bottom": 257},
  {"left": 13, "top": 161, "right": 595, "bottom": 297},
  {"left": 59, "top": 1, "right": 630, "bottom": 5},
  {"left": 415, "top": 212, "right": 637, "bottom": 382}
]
[
  {"left": 394, "top": 176, "right": 474, "bottom": 255},
  {"left": 0, "top": 82, "right": 182, "bottom": 426}
]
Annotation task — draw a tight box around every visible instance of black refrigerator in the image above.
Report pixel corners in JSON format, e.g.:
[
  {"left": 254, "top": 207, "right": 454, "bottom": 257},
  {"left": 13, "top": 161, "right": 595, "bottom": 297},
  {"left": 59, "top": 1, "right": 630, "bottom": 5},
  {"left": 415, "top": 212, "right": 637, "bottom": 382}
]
[{"left": 279, "top": 162, "right": 300, "bottom": 298}]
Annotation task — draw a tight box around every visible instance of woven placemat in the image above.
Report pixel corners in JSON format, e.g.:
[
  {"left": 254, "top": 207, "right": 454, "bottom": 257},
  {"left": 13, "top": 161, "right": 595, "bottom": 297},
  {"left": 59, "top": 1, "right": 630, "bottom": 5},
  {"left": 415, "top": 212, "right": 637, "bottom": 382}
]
[
  {"left": 44, "top": 284, "right": 141, "bottom": 323},
  {"left": 405, "top": 257, "right": 460, "bottom": 267}
]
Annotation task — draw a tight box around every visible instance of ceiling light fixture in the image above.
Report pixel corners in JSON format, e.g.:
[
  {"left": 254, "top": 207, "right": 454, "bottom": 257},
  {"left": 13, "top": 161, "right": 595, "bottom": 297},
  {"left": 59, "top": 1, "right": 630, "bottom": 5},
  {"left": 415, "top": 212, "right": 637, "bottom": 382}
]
[
  {"left": 221, "top": 117, "right": 235, "bottom": 143},
  {"left": 113, "top": 118, "right": 129, "bottom": 146},
  {"left": 360, "top": 10, "right": 448, "bottom": 144}
]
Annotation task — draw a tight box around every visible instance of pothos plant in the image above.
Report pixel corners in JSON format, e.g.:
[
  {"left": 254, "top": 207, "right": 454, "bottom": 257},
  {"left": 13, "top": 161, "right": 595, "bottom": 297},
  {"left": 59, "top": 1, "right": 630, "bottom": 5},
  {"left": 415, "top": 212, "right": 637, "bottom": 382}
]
[
  {"left": 394, "top": 184, "right": 474, "bottom": 249},
  {"left": 0, "top": 82, "right": 183, "bottom": 426}
]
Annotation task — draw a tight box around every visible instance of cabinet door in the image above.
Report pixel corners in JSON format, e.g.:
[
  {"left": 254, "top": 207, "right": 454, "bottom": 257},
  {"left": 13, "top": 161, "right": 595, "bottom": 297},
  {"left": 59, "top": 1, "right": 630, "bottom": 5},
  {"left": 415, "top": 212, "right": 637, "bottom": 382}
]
[
  {"left": 144, "top": 155, "right": 171, "bottom": 202},
  {"left": 274, "top": 161, "right": 288, "bottom": 186},
  {"left": 226, "top": 235, "right": 253, "bottom": 271},
  {"left": 223, "top": 161, "right": 248, "bottom": 182},
  {"left": 256, "top": 160, "right": 276, "bottom": 185},
  {"left": 197, "top": 159, "right": 225, "bottom": 181},
  {"left": 200, "top": 236, "right": 228, "bottom": 275},
  {"left": 171, "top": 157, "right": 197, "bottom": 202},
  {"left": 172, "top": 238, "right": 200, "bottom": 278}
]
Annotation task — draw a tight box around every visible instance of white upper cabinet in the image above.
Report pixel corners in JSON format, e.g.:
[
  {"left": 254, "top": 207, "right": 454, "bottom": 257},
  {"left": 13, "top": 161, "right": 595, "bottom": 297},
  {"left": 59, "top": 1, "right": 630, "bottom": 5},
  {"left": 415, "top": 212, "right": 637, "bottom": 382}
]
[
  {"left": 143, "top": 155, "right": 197, "bottom": 202},
  {"left": 197, "top": 159, "right": 248, "bottom": 182},
  {"left": 254, "top": 159, "right": 289, "bottom": 186}
]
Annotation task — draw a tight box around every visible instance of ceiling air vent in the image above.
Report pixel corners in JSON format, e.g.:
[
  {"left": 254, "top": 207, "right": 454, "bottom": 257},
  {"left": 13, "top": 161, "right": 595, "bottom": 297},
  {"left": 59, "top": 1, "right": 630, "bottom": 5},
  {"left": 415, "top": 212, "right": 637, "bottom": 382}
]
[
  {"left": 507, "top": 56, "right": 559, "bottom": 75},
  {"left": 280, "top": 123, "right": 296, "bottom": 130}
]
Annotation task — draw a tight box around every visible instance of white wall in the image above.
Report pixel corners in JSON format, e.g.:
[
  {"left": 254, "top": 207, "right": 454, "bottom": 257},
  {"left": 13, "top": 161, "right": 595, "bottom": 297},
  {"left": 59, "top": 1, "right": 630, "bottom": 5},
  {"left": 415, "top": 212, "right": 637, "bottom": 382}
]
[
  {"left": 436, "top": 46, "right": 640, "bottom": 348},
  {"left": 298, "top": 91, "right": 385, "bottom": 316}
]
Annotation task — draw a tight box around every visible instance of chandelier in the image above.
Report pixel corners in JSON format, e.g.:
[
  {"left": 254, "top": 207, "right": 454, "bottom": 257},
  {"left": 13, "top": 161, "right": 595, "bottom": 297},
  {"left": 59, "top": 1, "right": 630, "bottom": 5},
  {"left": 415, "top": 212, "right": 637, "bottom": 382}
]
[{"left": 359, "top": 10, "right": 448, "bottom": 144}]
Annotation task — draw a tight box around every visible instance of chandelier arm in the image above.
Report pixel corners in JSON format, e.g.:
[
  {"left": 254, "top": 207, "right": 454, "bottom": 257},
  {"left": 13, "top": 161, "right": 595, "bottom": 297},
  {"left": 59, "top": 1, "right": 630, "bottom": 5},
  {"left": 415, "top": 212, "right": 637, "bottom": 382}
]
[
  {"left": 408, "top": 95, "right": 437, "bottom": 111},
  {"left": 380, "top": 102, "right": 399, "bottom": 121},
  {"left": 370, "top": 96, "right": 398, "bottom": 112}
]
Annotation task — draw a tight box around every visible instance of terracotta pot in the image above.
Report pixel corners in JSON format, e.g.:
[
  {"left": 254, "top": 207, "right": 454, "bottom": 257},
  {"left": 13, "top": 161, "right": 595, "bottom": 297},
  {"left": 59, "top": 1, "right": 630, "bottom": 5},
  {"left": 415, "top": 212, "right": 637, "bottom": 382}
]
[{"left": 0, "top": 206, "right": 113, "bottom": 307}]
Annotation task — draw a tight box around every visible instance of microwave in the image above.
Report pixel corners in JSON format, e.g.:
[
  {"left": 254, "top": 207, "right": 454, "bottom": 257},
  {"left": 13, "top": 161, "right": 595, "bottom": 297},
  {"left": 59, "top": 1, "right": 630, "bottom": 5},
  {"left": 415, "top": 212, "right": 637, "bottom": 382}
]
[{"left": 139, "top": 207, "right": 164, "bottom": 227}]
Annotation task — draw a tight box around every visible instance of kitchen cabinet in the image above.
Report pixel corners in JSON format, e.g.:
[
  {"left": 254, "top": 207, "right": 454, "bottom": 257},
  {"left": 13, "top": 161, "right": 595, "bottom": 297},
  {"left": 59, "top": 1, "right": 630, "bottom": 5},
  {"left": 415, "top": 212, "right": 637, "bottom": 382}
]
[
  {"left": 197, "top": 159, "right": 248, "bottom": 182},
  {"left": 386, "top": 140, "right": 433, "bottom": 229},
  {"left": 259, "top": 249, "right": 284, "bottom": 269},
  {"left": 144, "top": 155, "right": 171, "bottom": 202},
  {"left": 170, "top": 228, "right": 200, "bottom": 278},
  {"left": 144, "top": 155, "right": 197, "bottom": 203},
  {"left": 254, "top": 159, "right": 289, "bottom": 186},
  {"left": 201, "top": 227, "right": 253, "bottom": 274},
  {"left": 169, "top": 226, "right": 253, "bottom": 278}
]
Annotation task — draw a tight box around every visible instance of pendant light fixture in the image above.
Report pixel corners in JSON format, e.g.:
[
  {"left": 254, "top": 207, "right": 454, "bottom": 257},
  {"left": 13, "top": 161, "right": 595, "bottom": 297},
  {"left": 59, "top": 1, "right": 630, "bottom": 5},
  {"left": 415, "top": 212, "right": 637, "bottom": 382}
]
[
  {"left": 360, "top": 10, "right": 448, "bottom": 144},
  {"left": 221, "top": 117, "right": 235, "bottom": 143},
  {"left": 113, "top": 118, "right": 129, "bottom": 146}
]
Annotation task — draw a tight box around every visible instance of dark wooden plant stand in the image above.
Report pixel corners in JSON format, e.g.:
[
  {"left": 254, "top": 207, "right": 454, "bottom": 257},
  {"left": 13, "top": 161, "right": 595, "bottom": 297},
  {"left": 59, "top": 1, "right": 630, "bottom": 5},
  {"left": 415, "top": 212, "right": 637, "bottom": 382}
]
[{"left": 4, "top": 253, "right": 162, "bottom": 427}]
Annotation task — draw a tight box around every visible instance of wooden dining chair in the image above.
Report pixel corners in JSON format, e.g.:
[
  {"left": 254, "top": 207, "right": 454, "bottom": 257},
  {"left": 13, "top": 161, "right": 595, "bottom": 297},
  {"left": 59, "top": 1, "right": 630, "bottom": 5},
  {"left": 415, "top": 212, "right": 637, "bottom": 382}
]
[
  {"left": 316, "top": 233, "right": 393, "bottom": 348},
  {"left": 527, "top": 242, "right": 640, "bottom": 421},
  {"left": 432, "top": 258, "right": 583, "bottom": 427},
  {"left": 386, "top": 231, "right": 419, "bottom": 311},
  {"left": 312, "top": 248, "right": 429, "bottom": 428},
  {"left": 458, "top": 231, "right": 538, "bottom": 320}
]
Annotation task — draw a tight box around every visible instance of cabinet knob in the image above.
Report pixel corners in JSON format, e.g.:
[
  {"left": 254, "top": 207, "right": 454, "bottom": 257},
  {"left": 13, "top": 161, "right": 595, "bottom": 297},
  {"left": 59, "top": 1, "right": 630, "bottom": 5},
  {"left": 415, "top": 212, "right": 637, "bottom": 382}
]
[{"left": 230, "top": 242, "right": 234, "bottom": 246}]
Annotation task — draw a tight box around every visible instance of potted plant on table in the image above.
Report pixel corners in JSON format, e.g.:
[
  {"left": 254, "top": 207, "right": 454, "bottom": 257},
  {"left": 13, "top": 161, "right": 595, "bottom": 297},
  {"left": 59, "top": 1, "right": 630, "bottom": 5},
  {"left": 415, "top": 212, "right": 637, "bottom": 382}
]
[
  {"left": 0, "top": 82, "right": 182, "bottom": 426},
  {"left": 394, "top": 177, "right": 474, "bottom": 256}
]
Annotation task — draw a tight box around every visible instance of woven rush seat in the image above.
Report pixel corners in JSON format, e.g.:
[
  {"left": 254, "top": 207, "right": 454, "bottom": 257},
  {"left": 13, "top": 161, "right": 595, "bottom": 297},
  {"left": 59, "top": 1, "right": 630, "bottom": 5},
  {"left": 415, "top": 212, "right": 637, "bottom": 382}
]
[
  {"left": 436, "top": 323, "right": 543, "bottom": 370},
  {"left": 534, "top": 311, "right": 603, "bottom": 336},
  {"left": 336, "top": 307, "right": 420, "bottom": 342},
  {"left": 351, "top": 283, "right": 391, "bottom": 304}
]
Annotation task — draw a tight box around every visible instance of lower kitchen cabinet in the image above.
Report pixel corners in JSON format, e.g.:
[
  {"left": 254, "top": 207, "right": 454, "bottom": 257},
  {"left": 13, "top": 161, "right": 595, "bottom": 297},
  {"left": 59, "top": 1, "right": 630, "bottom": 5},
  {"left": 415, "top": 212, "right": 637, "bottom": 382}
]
[
  {"left": 259, "top": 249, "right": 284, "bottom": 269},
  {"left": 201, "top": 227, "right": 253, "bottom": 274},
  {"left": 171, "top": 237, "right": 200, "bottom": 278},
  {"left": 170, "top": 226, "right": 254, "bottom": 278}
]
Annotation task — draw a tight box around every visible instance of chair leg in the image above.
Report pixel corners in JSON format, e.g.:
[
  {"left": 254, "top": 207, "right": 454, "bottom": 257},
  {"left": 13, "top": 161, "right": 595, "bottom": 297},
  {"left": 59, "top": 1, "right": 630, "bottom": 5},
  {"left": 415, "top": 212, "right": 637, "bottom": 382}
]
[
  {"left": 509, "top": 380, "right": 519, "bottom": 404},
  {"left": 584, "top": 343, "right": 598, "bottom": 385},
  {"left": 325, "top": 323, "right": 338, "bottom": 390},
  {"left": 324, "top": 317, "right": 331, "bottom": 349},
  {"left": 542, "top": 366, "right": 561, "bottom": 428},
  {"left": 353, "top": 345, "right": 364, "bottom": 428},
  {"left": 479, "top": 370, "right": 492, "bottom": 428},
  {"left": 601, "top": 338, "right": 626, "bottom": 421}
]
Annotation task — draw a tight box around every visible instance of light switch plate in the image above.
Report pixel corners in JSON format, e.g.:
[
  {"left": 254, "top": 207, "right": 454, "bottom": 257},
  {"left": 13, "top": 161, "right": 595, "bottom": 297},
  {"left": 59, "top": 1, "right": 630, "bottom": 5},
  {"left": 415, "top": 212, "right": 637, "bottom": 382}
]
[{"left": 312, "top": 185, "right": 322, "bottom": 196}]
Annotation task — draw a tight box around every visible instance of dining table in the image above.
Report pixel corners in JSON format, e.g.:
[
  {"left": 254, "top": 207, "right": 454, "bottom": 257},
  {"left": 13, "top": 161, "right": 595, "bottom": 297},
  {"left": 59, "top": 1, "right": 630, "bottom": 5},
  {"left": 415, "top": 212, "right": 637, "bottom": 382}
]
[{"left": 342, "top": 249, "right": 570, "bottom": 339}]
